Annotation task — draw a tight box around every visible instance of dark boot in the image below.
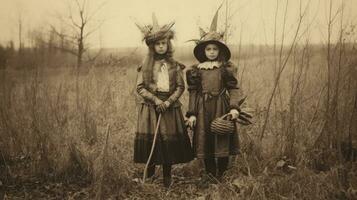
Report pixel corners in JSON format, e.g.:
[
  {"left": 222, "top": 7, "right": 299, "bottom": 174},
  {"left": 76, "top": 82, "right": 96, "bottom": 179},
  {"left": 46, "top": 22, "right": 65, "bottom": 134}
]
[
  {"left": 197, "top": 158, "right": 219, "bottom": 187},
  {"left": 217, "top": 157, "right": 229, "bottom": 179},
  {"left": 146, "top": 164, "right": 156, "bottom": 179},
  {"left": 204, "top": 158, "right": 217, "bottom": 177},
  {"left": 163, "top": 164, "right": 172, "bottom": 188},
  {"left": 163, "top": 176, "right": 172, "bottom": 188}
]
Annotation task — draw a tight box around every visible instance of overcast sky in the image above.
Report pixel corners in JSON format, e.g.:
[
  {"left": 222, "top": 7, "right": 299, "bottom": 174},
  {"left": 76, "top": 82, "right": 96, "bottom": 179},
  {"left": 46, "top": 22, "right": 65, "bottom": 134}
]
[{"left": 0, "top": 0, "right": 356, "bottom": 48}]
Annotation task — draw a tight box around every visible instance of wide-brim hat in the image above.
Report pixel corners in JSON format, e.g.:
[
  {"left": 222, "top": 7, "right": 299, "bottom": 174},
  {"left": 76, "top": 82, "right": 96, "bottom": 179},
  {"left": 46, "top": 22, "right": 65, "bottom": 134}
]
[
  {"left": 193, "top": 32, "right": 231, "bottom": 62},
  {"left": 190, "top": 4, "right": 231, "bottom": 62},
  {"left": 135, "top": 13, "right": 175, "bottom": 46}
]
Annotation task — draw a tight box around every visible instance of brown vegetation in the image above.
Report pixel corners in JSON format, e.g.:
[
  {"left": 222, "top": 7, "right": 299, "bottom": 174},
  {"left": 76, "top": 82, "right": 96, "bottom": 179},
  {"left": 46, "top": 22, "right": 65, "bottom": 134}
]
[{"left": 0, "top": 0, "right": 357, "bottom": 199}]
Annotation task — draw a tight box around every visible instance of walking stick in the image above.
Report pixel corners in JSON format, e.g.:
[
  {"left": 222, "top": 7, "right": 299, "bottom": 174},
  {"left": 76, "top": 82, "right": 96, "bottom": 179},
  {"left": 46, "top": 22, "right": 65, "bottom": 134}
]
[{"left": 143, "top": 113, "right": 162, "bottom": 183}]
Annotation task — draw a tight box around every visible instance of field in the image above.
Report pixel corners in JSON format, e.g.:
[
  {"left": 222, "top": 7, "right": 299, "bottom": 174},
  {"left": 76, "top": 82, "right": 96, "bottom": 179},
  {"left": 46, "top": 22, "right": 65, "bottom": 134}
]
[{"left": 0, "top": 44, "right": 357, "bottom": 200}]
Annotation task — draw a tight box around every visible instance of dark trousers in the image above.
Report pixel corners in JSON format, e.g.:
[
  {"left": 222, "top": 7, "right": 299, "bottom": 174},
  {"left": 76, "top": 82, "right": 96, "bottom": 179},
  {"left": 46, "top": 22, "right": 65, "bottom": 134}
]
[{"left": 204, "top": 157, "right": 229, "bottom": 177}]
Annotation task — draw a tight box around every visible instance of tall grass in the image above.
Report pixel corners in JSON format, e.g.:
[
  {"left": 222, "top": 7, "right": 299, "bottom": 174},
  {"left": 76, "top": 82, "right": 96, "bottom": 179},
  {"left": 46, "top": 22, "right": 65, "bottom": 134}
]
[{"left": 0, "top": 43, "right": 356, "bottom": 199}]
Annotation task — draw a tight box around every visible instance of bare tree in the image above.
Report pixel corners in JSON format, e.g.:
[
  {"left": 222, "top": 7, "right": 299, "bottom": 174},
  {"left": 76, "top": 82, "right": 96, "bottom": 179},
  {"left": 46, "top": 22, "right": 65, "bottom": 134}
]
[
  {"left": 223, "top": 0, "right": 250, "bottom": 43},
  {"left": 315, "top": 0, "right": 343, "bottom": 150},
  {"left": 260, "top": 0, "right": 308, "bottom": 141},
  {"left": 50, "top": 0, "right": 106, "bottom": 109},
  {"left": 18, "top": 13, "right": 23, "bottom": 52},
  {"left": 51, "top": 0, "right": 106, "bottom": 69}
]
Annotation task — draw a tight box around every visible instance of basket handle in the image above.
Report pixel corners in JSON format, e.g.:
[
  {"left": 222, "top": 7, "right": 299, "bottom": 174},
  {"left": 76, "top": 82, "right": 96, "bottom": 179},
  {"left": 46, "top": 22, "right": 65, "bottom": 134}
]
[{"left": 220, "top": 113, "right": 232, "bottom": 120}]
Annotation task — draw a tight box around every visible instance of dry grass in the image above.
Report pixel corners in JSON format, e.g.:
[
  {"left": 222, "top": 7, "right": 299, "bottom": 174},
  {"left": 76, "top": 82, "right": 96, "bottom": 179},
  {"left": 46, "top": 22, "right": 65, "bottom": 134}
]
[{"left": 0, "top": 45, "right": 356, "bottom": 199}]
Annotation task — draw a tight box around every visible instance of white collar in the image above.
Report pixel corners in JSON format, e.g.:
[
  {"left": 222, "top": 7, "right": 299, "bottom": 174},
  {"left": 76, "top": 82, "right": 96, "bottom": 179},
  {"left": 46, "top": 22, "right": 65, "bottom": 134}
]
[{"left": 197, "top": 61, "right": 221, "bottom": 70}]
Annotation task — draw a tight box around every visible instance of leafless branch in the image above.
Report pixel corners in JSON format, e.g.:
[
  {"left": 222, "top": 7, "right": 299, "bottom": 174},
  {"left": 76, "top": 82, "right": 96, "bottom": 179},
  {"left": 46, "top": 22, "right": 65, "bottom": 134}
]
[{"left": 260, "top": 0, "right": 308, "bottom": 141}]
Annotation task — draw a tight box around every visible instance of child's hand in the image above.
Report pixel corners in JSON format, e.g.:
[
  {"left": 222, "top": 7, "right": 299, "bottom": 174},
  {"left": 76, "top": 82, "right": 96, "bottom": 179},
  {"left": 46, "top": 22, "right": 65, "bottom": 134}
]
[
  {"left": 187, "top": 116, "right": 196, "bottom": 128},
  {"left": 229, "top": 109, "right": 240, "bottom": 120},
  {"left": 156, "top": 101, "right": 170, "bottom": 113},
  {"left": 154, "top": 99, "right": 164, "bottom": 106}
]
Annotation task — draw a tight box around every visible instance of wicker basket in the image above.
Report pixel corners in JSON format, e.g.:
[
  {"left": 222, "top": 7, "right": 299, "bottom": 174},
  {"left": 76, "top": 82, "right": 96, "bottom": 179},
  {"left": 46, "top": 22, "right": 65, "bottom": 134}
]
[{"left": 210, "top": 113, "right": 235, "bottom": 135}]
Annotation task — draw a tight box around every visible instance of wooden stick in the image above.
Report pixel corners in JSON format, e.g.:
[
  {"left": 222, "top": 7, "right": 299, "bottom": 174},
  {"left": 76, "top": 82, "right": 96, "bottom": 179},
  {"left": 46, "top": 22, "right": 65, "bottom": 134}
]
[{"left": 143, "top": 113, "right": 162, "bottom": 183}]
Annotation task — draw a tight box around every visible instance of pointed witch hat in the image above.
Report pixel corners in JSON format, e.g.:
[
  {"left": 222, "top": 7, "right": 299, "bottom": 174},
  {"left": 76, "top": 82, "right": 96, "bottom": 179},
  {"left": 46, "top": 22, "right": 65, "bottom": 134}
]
[
  {"left": 135, "top": 13, "right": 175, "bottom": 45},
  {"left": 192, "top": 5, "right": 231, "bottom": 62}
]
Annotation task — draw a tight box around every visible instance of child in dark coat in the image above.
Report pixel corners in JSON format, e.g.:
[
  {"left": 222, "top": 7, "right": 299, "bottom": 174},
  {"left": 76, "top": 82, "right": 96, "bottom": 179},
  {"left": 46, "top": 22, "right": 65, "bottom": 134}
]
[
  {"left": 186, "top": 8, "right": 247, "bottom": 179},
  {"left": 134, "top": 14, "right": 193, "bottom": 187}
]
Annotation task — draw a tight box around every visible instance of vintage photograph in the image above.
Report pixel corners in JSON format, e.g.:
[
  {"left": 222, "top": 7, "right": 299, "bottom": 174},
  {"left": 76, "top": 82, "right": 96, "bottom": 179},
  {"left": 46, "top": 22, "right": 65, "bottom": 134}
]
[{"left": 0, "top": 0, "right": 357, "bottom": 199}]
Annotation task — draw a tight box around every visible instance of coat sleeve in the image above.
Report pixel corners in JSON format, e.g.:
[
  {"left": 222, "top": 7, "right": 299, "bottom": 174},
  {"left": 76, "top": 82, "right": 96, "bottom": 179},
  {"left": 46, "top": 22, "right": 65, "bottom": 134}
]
[
  {"left": 185, "top": 65, "right": 200, "bottom": 117},
  {"left": 136, "top": 66, "right": 162, "bottom": 105},
  {"left": 166, "top": 63, "right": 185, "bottom": 104},
  {"left": 223, "top": 62, "right": 245, "bottom": 111}
]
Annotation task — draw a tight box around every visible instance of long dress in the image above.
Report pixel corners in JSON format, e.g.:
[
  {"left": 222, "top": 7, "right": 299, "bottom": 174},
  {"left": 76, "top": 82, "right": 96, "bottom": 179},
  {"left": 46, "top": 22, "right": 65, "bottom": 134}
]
[
  {"left": 134, "top": 59, "right": 194, "bottom": 165},
  {"left": 186, "top": 61, "right": 244, "bottom": 159}
]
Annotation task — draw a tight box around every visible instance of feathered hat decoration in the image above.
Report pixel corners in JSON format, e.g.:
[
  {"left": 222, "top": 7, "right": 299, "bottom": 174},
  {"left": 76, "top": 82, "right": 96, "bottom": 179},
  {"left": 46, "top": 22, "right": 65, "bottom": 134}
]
[{"left": 135, "top": 13, "right": 175, "bottom": 45}]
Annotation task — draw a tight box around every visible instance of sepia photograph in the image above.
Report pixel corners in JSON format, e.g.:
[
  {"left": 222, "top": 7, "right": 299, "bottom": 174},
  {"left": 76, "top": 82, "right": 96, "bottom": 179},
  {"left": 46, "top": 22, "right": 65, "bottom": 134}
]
[{"left": 0, "top": 0, "right": 357, "bottom": 199}]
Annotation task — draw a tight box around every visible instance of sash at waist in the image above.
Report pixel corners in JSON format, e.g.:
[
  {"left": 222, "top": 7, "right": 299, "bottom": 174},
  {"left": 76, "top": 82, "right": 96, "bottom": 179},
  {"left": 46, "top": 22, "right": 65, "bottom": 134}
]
[{"left": 198, "top": 89, "right": 227, "bottom": 101}]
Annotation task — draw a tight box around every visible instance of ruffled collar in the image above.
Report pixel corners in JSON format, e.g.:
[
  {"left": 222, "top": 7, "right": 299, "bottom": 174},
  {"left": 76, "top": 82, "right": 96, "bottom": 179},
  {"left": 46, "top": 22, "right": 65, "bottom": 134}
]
[{"left": 197, "top": 61, "right": 221, "bottom": 70}]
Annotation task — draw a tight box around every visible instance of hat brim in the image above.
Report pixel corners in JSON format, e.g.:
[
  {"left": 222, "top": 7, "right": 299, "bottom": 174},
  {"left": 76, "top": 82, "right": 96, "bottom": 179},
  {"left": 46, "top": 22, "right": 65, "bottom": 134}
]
[
  {"left": 145, "top": 30, "right": 174, "bottom": 45},
  {"left": 193, "top": 40, "right": 231, "bottom": 62}
]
